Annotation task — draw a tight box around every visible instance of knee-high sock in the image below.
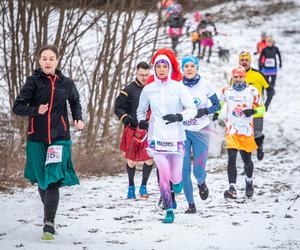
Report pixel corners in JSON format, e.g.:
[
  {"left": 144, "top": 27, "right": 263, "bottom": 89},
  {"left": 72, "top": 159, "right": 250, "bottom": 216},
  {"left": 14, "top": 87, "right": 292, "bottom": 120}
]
[
  {"left": 126, "top": 164, "right": 136, "bottom": 186},
  {"left": 141, "top": 163, "right": 153, "bottom": 186}
]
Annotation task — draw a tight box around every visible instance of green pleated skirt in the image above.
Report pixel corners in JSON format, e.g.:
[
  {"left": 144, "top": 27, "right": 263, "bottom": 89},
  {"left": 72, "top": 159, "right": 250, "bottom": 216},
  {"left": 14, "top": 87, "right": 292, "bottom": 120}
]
[{"left": 25, "top": 140, "right": 79, "bottom": 190}]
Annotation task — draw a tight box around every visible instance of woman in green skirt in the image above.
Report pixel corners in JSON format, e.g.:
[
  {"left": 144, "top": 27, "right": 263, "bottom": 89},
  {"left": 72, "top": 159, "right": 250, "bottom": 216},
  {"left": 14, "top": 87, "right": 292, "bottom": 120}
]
[{"left": 13, "top": 44, "right": 84, "bottom": 240}]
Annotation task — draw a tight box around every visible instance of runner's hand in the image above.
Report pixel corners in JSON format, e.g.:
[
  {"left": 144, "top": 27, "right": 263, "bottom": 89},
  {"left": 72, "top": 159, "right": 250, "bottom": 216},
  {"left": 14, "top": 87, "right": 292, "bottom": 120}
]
[
  {"left": 242, "top": 109, "right": 256, "bottom": 117},
  {"left": 162, "top": 113, "right": 183, "bottom": 125},
  {"left": 195, "top": 108, "right": 208, "bottom": 118},
  {"left": 212, "top": 113, "right": 219, "bottom": 121},
  {"left": 38, "top": 103, "right": 49, "bottom": 114},
  {"left": 74, "top": 120, "right": 84, "bottom": 129},
  {"left": 138, "top": 119, "right": 149, "bottom": 130}
]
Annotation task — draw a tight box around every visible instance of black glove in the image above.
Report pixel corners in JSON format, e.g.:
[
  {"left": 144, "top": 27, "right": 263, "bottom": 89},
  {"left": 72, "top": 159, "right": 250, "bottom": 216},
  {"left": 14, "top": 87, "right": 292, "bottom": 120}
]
[
  {"left": 122, "top": 115, "right": 138, "bottom": 128},
  {"left": 162, "top": 113, "right": 183, "bottom": 125},
  {"left": 212, "top": 113, "right": 219, "bottom": 121},
  {"left": 138, "top": 119, "right": 149, "bottom": 130},
  {"left": 195, "top": 108, "right": 208, "bottom": 118},
  {"left": 242, "top": 109, "right": 256, "bottom": 117},
  {"left": 279, "top": 64, "right": 282, "bottom": 68}
]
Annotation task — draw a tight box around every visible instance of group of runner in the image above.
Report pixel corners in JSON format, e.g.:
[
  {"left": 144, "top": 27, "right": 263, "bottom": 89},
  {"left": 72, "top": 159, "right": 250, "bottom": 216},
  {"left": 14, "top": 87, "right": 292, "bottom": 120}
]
[
  {"left": 11, "top": 6, "right": 282, "bottom": 240},
  {"left": 160, "top": 1, "right": 217, "bottom": 62}
]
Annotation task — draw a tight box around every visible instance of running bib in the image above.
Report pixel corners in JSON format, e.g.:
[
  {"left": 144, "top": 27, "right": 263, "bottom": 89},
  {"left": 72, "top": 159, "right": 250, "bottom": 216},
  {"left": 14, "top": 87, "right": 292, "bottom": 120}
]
[
  {"left": 45, "top": 145, "right": 63, "bottom": 166},
  {"left": 265, "top": 58, "right": 275, "bottom": 67},
  {"left": 155, "top": 141, "right": 178, "bottom": 152},
  {"left": 183, "top": 118, "right": 198, "bottom": 127},
  {"left": 169, "top": 27, "right": 182, "bottom": 36}
]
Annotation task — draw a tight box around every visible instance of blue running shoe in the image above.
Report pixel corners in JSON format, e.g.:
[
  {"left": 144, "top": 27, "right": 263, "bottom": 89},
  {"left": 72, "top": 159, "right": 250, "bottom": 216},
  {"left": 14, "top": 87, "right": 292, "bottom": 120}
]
[
  {"left": 139, "top": 185, "right": 149, "bottom": 198},
  {"left": 172, "top": 182, "right": 183, "bottom": 194},
  {"left": 162, "top": 209, "right": 174, "bottom": 224},
  {"left": 127, "top": 186, "right": 136, "bottom": 199}
]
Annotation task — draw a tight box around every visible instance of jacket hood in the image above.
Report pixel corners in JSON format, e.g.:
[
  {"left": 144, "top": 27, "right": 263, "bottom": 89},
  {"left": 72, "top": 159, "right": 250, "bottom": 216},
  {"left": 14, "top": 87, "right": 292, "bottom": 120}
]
[{"left": 147, "top": 48, "right": 182, "bottom": 84}]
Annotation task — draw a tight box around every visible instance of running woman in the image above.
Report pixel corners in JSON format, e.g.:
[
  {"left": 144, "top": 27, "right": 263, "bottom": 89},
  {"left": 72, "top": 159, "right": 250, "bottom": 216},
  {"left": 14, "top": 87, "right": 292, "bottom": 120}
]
[
  {"left": 259, "top": 36, "right": 282, "bottom": 110},
  {"left": 137, "top": 49, "right": 197, "bottom": 223},
  {"left": 216, "top": 66, "right": 265, "bottom": 199},
  {"left": 12, "top": 44, "right": 84, "bottom": 240},
  {"left": 181, "top": 56, "right": 220, "bottom": 213},
  {"left": 114, "top": 62, "right": 154, "bottom": 199}
]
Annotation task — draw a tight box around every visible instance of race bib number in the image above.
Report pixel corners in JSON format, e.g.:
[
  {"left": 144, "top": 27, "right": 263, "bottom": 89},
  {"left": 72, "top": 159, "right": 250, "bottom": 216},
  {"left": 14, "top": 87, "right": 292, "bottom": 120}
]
[
  {"left": 265, "top": 58, "right": 275, "bottom": 67},
  {"left": 155, "top": 141, "right": 178, "bottom": 152},
  {"left": 183, "top": 118, "right": 198, "bottom": 126},
  {"left": 45, "top": 145, "right": 63, "bottom": 166}
]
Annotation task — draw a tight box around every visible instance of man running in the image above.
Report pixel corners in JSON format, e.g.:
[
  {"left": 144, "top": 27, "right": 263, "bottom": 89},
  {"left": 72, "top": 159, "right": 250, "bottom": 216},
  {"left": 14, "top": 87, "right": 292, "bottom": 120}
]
[
  {"left": 114, "top": 62, "right": 154, "bottom": 199},
  {"left": 239, "top": 51, "right": 269, "bottom": 161}
]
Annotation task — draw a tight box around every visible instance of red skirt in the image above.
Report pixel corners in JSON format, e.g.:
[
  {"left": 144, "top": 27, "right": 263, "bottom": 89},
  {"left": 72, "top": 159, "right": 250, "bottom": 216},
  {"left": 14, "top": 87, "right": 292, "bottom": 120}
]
[{"left": 120, "top": 126, "right": 151, "bottom": 161}]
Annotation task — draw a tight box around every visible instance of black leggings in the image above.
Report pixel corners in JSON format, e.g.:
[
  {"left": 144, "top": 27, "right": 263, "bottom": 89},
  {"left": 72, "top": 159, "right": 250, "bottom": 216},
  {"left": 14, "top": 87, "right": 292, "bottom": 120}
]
[
  {"left": 192, "top": 41, "right": 201, "bottom": 56},
  {"left": 265, "top": 75, "right": 276, "bottom": 110},
  {"left": 227, "top": 149, "right": 253, "bottom": 184},
  {"left": 38, "top": 183, "right": 60, "bottom": 223}
]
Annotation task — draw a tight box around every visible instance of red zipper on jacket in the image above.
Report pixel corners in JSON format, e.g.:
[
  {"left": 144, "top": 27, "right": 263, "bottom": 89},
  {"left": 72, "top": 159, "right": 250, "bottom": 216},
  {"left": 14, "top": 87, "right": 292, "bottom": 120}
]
[
  {"left": 47, "top": 75, "right": 57, "bottom": 144},
  {"left": 27, "top": 117, "right": 34, "bottom": 134},
  {"left": 61, "top": 116, "right": 67, "bottom": 131}
]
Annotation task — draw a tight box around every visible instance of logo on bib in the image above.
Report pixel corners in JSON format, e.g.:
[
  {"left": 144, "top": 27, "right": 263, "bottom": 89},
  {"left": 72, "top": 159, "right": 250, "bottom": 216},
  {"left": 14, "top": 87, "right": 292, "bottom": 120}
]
[{"left": 193, "top": 97, "right": 201, "bottom": 107}]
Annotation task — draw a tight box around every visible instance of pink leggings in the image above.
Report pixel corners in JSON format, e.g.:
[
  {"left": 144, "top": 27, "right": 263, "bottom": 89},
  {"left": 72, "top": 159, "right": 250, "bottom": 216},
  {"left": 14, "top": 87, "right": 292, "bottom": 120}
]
[{"left": 153, "top": 153, "right": 183, "bottom": 209}]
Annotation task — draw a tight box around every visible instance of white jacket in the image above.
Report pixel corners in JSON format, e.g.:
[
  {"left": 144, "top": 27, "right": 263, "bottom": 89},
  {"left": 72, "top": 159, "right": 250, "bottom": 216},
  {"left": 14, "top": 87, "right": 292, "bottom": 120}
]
[{"left": 137, "top": 55, "right": 197, "bottom": 142}]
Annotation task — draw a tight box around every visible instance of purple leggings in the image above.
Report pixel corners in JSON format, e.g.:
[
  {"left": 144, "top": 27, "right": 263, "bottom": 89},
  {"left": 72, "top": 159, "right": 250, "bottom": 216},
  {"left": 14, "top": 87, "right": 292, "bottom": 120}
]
[{"left": 153, "top": 153, "right": 183, "bottom": 209}]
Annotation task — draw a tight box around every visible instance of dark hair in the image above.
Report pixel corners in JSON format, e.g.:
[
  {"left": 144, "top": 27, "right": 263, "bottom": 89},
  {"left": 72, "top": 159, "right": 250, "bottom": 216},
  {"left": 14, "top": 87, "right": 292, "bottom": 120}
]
[
  {"left": 136, "top": 61, "right": 150, "bottom": 70},
  {"left": 38, "top": 44, "right": 59, "bottom": 59},
  {"left": 205, "top": 13, "right": 211, "bottom": 17}
]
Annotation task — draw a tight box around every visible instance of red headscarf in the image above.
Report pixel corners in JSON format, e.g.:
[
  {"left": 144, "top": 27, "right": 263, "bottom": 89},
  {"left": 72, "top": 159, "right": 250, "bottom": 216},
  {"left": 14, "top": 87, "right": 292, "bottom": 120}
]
[{"left": 146, "top": 48, "right": 182, "bottom": 84}]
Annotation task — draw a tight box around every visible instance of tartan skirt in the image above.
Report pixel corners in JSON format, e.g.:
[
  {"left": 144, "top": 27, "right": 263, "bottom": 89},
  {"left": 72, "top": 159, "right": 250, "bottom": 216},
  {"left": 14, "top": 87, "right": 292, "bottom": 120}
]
[{"left": 120, "top": 126, "right": 151, "bottom": 161}]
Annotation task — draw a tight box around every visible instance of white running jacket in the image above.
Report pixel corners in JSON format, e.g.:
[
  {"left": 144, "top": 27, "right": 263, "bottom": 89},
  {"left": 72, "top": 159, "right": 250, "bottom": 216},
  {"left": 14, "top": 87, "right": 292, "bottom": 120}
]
[{"left": 137, "top": 55, "right": 197, "bottom": 142}]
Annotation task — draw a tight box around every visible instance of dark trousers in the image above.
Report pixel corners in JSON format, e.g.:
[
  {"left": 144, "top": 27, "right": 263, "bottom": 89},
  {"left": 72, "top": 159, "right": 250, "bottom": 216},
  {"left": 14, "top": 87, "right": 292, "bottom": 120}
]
[
  {"left": 38, "top": 183, "right": 60, "bottom": 223},
  {"left": 227, "top": 149, "right": 253, "bottom": 184},
  {"left": 265, "top": 75, "right": 276, "bottom": 110}
]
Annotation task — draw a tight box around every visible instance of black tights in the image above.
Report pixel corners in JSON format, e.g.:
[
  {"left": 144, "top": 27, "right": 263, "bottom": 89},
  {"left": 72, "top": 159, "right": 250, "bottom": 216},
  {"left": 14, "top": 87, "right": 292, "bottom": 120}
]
[
  {"left": 227, "top": 149, "right": 253, "bottom": 184},
  {"left": 265, "top": 75, "right": 276, "bottom": 110},
  {"left": 38, "top": 183, "right": 60, "bottom": 223}
]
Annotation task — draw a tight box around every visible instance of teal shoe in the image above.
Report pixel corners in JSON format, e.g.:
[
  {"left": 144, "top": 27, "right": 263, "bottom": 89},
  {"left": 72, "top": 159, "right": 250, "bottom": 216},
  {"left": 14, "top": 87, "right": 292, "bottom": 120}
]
[
  {"left": 172, "top": 182, "right": 183, "bottom": 194},
  {"left": 127, "top": 186, "right": 136, "bottom": 199},
  {"left": 139, "top": 185, "right": 149, "bottom": 198},
  {"left": 162, "top": 209, "right": 174, "bottom": 224}
]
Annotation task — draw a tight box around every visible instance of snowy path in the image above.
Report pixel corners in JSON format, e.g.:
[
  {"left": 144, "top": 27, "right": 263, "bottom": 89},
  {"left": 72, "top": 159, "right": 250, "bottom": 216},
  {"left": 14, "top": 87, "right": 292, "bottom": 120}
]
[{"left": 1, "top": 1, "right": 300, "bottom": 249}]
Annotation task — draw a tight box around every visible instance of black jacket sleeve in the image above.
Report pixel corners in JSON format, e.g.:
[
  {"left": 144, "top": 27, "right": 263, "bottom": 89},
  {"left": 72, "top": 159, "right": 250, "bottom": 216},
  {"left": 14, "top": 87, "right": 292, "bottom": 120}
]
[
  {"left": 12, "top": 77, "right": 39, "bottom": 117},
  {"left": 68, "top": 82, "right": 82, "bottom": 121},
  {"left": 276, "top": 47, "right": 282, "bottom": 66},
  {"left": 114, "top": 90, "right": 130, "bottom": 121}
]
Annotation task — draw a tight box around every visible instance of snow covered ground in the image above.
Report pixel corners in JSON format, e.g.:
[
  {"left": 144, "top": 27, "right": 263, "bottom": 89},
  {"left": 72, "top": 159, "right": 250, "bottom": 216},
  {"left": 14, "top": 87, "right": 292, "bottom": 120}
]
[{"left": 1, "top": 1, "right": 300, "bottom": 249}]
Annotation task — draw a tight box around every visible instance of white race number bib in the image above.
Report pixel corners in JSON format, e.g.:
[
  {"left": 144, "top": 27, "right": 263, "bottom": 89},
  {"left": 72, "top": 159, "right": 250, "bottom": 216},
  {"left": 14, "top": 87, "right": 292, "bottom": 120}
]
[
  {"left": 155, "top": 141, "right": 178, "bottom": 152},
  {"left": 45, "top": 145, "right": 63, "bottom": 166},
  {"left": 265, "top": 58, "right": 275, "bottom": 67}
]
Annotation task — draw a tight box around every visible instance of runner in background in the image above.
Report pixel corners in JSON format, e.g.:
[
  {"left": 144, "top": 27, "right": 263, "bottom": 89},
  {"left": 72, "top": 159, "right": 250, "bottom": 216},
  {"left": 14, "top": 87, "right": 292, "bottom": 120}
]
[
  {"left": 186, "top": 11, "right": 202, "bottom": 58},
  {"left": 198, "top": 13, "right": 217, "bottom": 63},
  {"left": 215, "top": 66, "right": 265, "bottom": 199},
  {"left": 239, "top": 51, "right": 269, "bottom": 161},
  {"left": 114, "top": 62, "right": 154, "bottom": 199},
  {"left": 259, "top": 36, "right": 282, "bottom": 110},
  {"left": 181, "top": 56, "right": 220, "bottom": 214}
]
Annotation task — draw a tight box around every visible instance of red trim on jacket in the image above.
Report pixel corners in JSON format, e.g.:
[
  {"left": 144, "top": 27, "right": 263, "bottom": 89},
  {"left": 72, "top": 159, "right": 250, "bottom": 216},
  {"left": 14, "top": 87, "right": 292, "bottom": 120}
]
[
  {"left": 27, "top": 117, "right": 35, "bottom": 134},
  {"left": 61, "top": 116, "right": 67, "bottom": 131}
]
